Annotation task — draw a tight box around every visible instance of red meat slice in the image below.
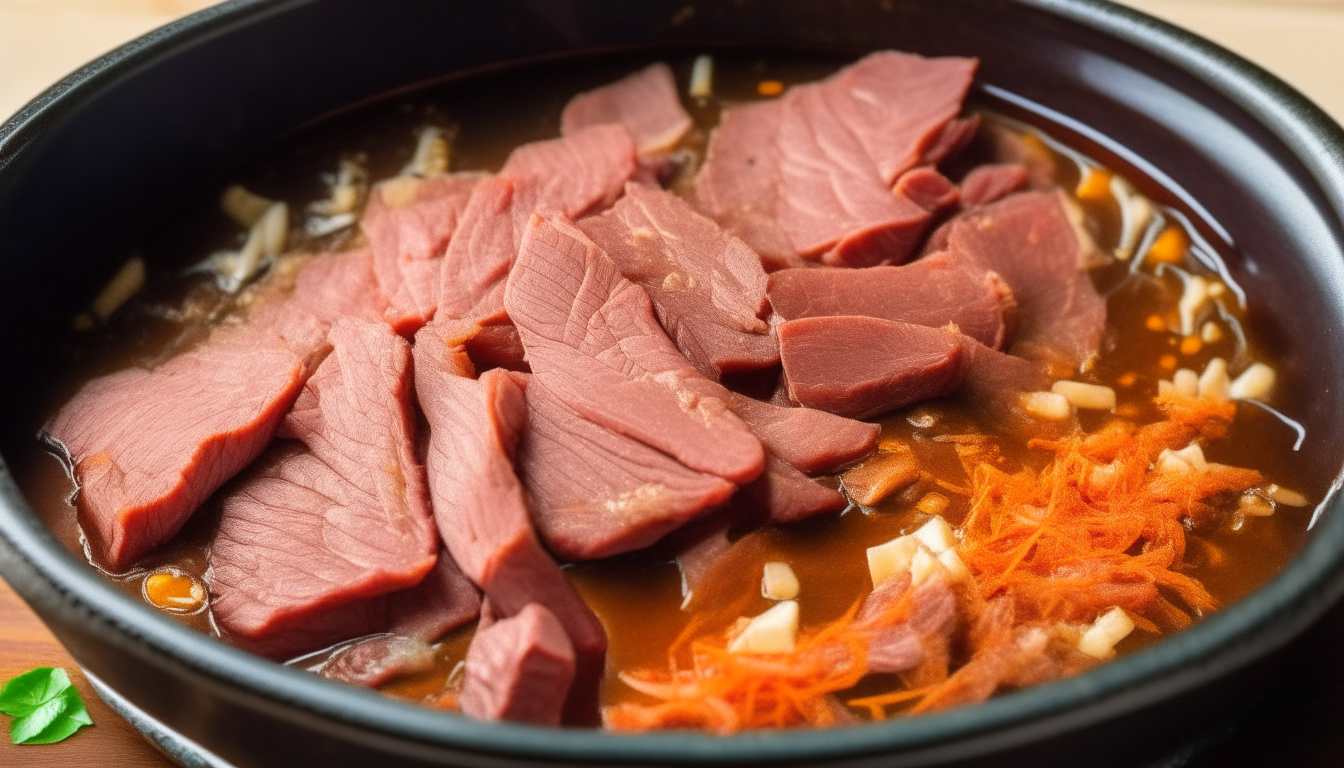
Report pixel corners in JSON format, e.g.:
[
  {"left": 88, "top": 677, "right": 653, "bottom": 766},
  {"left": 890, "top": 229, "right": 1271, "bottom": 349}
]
[
  {"left": 960, "top": 163, "right": 1030, "bottom": 207},
  {"left": 43, "top": 335, "right": 306, "bottom": 571},
  {"left": 360, "top": 172, "right": 486, "bottom": 334},
  {"left": 206, "top": 319, "right": 438, "bottom": 659},
  {"left": 577, "top": 182, "right": 777, "bottom": 379},
  {"left": 561, "top": 63, "right": 692, "bottom": 157},
  {"left": 778, "top": 317, "right": 968, "bottom": 419},
  {"left": 412, "top": 318, "right": 606, "bottom": 725},
  {"left": 437, "top": 125, "right": 638, "bottom": 324},
  {"left": 942, "top": 191, "right": 1105, "bottom": 368},
  {"left": 289, "top": 248, "right": 390, "bottom": 326},
  {"left": 766, "top": 251, "right": 1016, "bottom": 349},
  {"left": 460, "top": 604, "right": 576, "bottom": 726},
  {"left": 505, "top": 213, "right": 764, "bottom": 484}
]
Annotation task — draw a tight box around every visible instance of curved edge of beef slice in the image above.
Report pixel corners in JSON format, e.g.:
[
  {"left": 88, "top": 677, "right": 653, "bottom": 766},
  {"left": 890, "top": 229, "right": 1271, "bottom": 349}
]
[
  {"left": 577, "top": 182, "right": 777, "bottom": 379},
  {"left": 205, "top": 442, "right": 438, "bottom": 659},
  {"left": 959, "top": 163, "right": 1030, "bottom": 208},
  {"left": 824, "top": 51, "right": 979, "bottom": 185},
  {"left": 360, "top": 172, "right": 488, "bottom": 334},
  {"left": 779, "top": 316, "right": 968, "bottom": 420},
  {"left": 42, "top": 339, "right": 306, "bottom": 572},
  {"left": 893, "top": 167, "right": 961, "bottom": 216},
  {"left": 725, "top": 392, "right": 879, "bottom": 475},
  {"left": 437, "top": 176, "right": 517, "bottom": 324},
  {"left": 691, "top": 99, "right": 807, "bottom": 272},
  {"left": 740, "top": 453, "right": 847, "bottom": 524},
  {"left": 957, "top": 338, "right": 1075, "bottom": 440},
  {"left": 460, "top": 603, "right": 576, "bottom": 726},
  {"left": 943, "top": 191, "right": 1106, "bottom": 370},
  {"left": 412, "top": 321, "right": 607, "bottom": 725},
  {"left": 776, "top": 82, "right": 932, "bottom": 267},
  {"left": 766, "top": 251, "right": 1016, "bottom": 350},
  {"left": 505, "top": 212, "right": 764, "bottom": 484},
  {"left": 515, "top": 373, "right": 736, "bottom": 561},
  {"left": 560, "top": 62, "right": 692, "bottom": 158}
]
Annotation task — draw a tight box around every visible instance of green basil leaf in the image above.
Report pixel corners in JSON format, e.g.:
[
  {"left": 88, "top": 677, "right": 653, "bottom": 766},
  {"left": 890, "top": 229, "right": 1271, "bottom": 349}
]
[
  {"left": 12, "top": 688, "right": 93, "bottom": 745},
  {"left": 0, "top": 667, "right": 72, "bottom": 718},
  {"left": 0, "top": 668, "right": 93, "bottom": 745}
]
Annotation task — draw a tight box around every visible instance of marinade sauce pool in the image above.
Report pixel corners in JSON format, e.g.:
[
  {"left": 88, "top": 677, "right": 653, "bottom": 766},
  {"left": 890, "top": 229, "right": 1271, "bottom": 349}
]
[{"left": 10, "top": 49, "right": 1323, "bottom": 717}]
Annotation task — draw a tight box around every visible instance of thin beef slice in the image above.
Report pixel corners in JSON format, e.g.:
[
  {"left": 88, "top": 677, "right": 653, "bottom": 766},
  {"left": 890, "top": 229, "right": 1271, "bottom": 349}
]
[
  {"left": 561, "top": 63, "right": 692, "bottom": 157},
  {"left": 412, "top": 318, "right": 607, "bottom": 725},
  {"left": 578, "top": 182, "right": 777, "bottom": 379},
  {"left": 459, "top": 603, "right": 576, "bottom": 726},
  {"left": 437, "top": 125, "right": 638, "bottom": 324},
  {"left": 778, "top": 316, "right": 967, "bottom": 419},
  {"left": 361, "top": 172, "right": 486, "bottom": 334},
  {"left": 43, "top": 335, "right": 306, "bottom": 571},
  {"left": 766, "top": 251, "right": 1016, "bottom": 349},
  {"left": 504, "top": 212, "right": 764, "bottom": 484},
  {"left": 942, "top": 191, "right": 1105, "bottom": 369},
  {"left": 207, "top": 319, "right": 438, "bottom": 658}
]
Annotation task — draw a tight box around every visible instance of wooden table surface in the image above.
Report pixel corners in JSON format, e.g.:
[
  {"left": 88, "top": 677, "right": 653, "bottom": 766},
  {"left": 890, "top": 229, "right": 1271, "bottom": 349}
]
[{"left": 3, "top": 1, "right": 1344, "bottom": 766}]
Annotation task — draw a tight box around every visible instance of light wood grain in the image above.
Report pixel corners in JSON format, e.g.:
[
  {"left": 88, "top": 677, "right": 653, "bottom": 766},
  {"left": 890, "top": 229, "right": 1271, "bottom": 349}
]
[{"left": 0, "top": 577, "right": 175, "bottom": 768}]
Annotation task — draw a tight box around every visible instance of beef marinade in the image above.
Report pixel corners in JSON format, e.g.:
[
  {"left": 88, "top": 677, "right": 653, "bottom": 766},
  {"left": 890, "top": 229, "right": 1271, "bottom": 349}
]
[{"left": 14, "top": 50, "right": 1319, "bottom": 731}]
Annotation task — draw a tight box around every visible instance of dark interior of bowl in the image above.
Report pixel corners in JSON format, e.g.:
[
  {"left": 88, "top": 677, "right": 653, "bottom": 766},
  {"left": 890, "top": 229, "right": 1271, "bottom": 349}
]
[{"left": 3, "top": 1, "right": 1344, "bottom": 766}]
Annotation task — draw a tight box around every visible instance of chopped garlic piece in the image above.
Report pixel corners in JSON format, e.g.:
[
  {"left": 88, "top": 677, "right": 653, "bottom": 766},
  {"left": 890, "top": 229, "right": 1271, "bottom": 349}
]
[
  {"left": 311, "top": 158, "right": 366, "bottom": 217},
  {"left": 938, "top": 549, "right": 970, "bottom": 582},
  {"left": 90, "top": 257, "right": 146, "bottom": 320},
  {"left": 226, "top": 202, "right": 289, "bottom": 291},
  {"left": 1112, "top": 176, "right": 1153, "bottom": 261},
  {"left": 220, "top": 184, "right": 273, "bottom": 227},
  {"left": 913, "top": 517, "right": 957, "bottom": 554},
  {"left": 1157, "top": 379, "right": 1175, "bottom": 398},
  {"left": 1230, "top": 362, "right": 1275, "bottom": 401},
  {"left": 1079, "top": 607, "right": 1135, "bottom": 658},
  {"left": 1177, "top": 274, "right": 1209, "bottom": 337},
  {"left": 1198, "top": 357, "right": 1231, "bottom": 402},
  {"left": 1201, "top": 321, "right": 1223, "bottom": 344},
  {"left": 1156, "top": 449, "right": 1191, "bottom": 474},
  {"left": 1239, "top": 493, "right": 1275, "bottom": 517},
  {"left": 728, "top": 600, "right": 798, "bottom": 654},
  {"left": 761, "top": 562, "right": 800, "bottom": 601},
  {"left": 910, "top": 548, "right": 940, "bottom": 585},
  {"left": 1051, "top": 380, "right": 1116, "bottom": 410},
  {"left": 1022, "top": 391, "right": 1071, "bottom": 420},
  {"left": 689, "top": 55, "right": 714, "bottom": 99},
  {"left": 867, "top": 536, "right": 920, "bottom": 587},
  {"left": 1172, "top": 442, "right": 1207, "bottom": 471},
  {"left": 1173, "top": 368, "right": 1199, "bottom": 399},
  {"left": 401, "top": 126, "right": 451, "bottom": 177},
  {"left": 1265, "top": 484, "right": 1308, "bottom": 507}
]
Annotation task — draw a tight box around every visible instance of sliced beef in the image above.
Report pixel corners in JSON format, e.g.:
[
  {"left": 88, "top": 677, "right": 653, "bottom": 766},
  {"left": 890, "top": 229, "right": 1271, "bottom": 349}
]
[
  {"left": 942, "top": 191, "right": 1105, "bottom": 368},
  {"left": 320, "top": 636, "right": 437, "bottom": 689},
  {"left": 694, "top": 52, "right": 978, "bottom": 270},
  {"left": 724, "top": 392, "right": 878, "bottom": 475},
  {"left": 459, "top": 604, "right": 576, "bottom": 726},
  {"left": 577, "top": 182, "right": 777, "bottom": 379},
  {"left": 776, "top": 82, "right": 934, "bottom": 267},
  {"left": 207, "top": 319, "right": 439, "bottom": 659},
  {"left": 894, "top": 167, "right": 961, "bottom": 215},
  {"left": 505, "top": 213, "right": 764, "bottom": 484},
  {"left": 412, "top": 318, "right": 606, "bottom": 725},
  {"left": 958, "top": 339, "right": 1068, "bottom": 438},
  {"left": 778, "top": 317, "right": 967, "bottom": 419},
  {"left": 463, "top": 320, "right": 530, "bottom": 373},
  {"left": 514, "top": 373, "right": 736, "bottom": 560},
  {"left": 857, "top": 573, "right": 958, "bottom": 675},
  {"left": 739, "top": 453, "right": 847, "bottom": 524},
  {"left": 437, "top": 125, "right": 638, "bottom": 324},
  {"left": 766, "top": 251, "right": 1016, "bottom": 349},
  {"left": 561, "top": 63, "right": 692, "bottom": 157},
  {"left": 43, "top": 335, "right": 306, "bottom": 571},
  {"left": 289, "top": 248, "right": 390, "bottom": 326},
  {"left": 960, "top": 163, "right": 1030, "bottom": 207},
  {"left": 361, "top": 173, "right": 486, "bottom": 334},
  {"left": 691, "top": 100, "right": 803, "bottom": 271}
]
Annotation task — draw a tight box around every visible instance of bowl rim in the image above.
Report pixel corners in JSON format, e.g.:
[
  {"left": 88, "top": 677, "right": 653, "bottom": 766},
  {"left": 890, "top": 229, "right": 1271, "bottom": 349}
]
[{"left": 3, "top": 0, "right": 1344, "bottom": 763}]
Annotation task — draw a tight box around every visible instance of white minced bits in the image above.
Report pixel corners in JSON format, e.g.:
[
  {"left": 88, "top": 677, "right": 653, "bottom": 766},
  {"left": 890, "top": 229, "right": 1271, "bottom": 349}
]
[
  {"left": 90, "top": 257, "right": 146, "bottom": 321},
  {"left": 761, "top": 562, "right": 800, "bottom": 601},
  {"left": 689, "top": 55, "right": 714, "bottom": 99},
  {"left": 913, "top": 517, "right": 957, "bottom": 554},
  {"left": 1022, "top": 391, "right": 1071, "bottom": 420},
  {"left": 867, "top": 519, "right": 969, "bottom": 588},
  {"left": 1156, "top": 442, "right": 1207, "bottom": 474},
  {"left": 1172, "top": 368, "right": 1199, "bottom": 399},
  {"left": 867, "top": 536, "right": 919, "bottom": 586},
  {"left": 401, "top": 126, "right": 451, "bottom": 177},
  {"left": 1177, "top": 274, "right": 1210, "bottom": 337},
  {"left": 728, "top": 600, "right": 798, "bottom": 654},
  {"left": 1078, "top": 607, "right": 1136, "bottom": 659},
  {"left": 1197, "top": 357, "right": 1231, "bottom": 402},
  {"left": 1051, "top": 380, "right": 1117, "bottom": 411},
  {"left": 1230, "top": 362, "right": 1276, "bottom": 401},
  {"left": 220, "top": 184, "right": 274, "bottom": 227},
  {"left": 1201, "top": 321, "right": 1223, "bottom": 344},
  {"left": 227, "top": 202, "right": 289, "bottom": 290},
  {"left": 1265, "top": 484, "right": 1309, "bottom": 507},
  {"left": 1239, "top": 493, "right": 1276, "bottom": 517}
]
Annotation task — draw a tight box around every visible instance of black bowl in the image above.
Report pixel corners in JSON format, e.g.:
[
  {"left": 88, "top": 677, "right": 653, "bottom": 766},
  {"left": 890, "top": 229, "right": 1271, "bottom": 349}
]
[{"left": 3, "top": 1, "right": 1344, "bottom": 766}]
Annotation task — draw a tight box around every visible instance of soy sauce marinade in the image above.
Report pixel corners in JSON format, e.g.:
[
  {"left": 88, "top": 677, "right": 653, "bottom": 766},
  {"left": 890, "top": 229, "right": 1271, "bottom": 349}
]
[{"left": 14, "top": 51, "right": 1319, "bottom": 726}]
